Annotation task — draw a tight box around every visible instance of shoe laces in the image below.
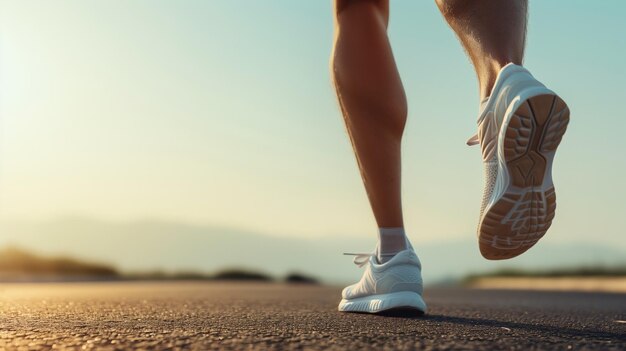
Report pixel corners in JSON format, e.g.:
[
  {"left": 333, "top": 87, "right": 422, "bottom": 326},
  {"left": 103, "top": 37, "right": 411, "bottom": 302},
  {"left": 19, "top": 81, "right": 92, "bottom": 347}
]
[
  {"left": 343, "top": 252, "right": 374, "bottom": 268},
  {"left": 466, "top": 134, "right": 479, "bottom": 146}
]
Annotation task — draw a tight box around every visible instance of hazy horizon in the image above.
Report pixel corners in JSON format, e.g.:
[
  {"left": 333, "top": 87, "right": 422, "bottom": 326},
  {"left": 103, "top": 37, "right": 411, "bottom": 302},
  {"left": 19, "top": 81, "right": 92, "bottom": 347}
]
[{"left": 1, "top": 216, "right": 624, "bottom": 285}]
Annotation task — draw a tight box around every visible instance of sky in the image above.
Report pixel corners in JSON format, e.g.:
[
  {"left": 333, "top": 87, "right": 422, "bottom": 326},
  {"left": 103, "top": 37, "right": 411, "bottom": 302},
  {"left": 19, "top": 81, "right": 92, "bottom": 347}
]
[{"left": 1, "top": 1, "right": 625, "bottom": 251}]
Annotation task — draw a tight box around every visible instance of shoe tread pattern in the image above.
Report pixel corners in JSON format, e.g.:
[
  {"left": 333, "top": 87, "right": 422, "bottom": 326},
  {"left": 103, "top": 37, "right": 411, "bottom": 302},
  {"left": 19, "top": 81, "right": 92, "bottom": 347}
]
[{"left": 479, "top": 94, "right": 570, "bottom": 260}]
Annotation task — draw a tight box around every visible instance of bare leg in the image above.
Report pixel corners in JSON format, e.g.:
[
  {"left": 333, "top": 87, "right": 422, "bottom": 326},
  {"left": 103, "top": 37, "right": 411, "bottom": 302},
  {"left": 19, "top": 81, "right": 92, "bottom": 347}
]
[
  {"left": 436, "top": 0, "right": 528, "bottom": 99},
  {"left": 331, "top": 0, "right": 406, "bottom": 230},
  {"left": 438, "top": 0, "right": 571, "bottom": 260}
]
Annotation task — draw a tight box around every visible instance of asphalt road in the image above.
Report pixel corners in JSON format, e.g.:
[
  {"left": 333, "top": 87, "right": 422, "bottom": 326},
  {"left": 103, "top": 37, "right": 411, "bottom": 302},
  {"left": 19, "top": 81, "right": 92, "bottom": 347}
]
[{"left": 0, "top": 282, "right": 625, "bottom": 350}]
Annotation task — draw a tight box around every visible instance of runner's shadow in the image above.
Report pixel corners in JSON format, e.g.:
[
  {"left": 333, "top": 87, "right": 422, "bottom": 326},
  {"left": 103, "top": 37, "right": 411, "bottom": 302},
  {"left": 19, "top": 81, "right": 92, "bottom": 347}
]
[
  {"left": 343, "top": 309, "right": 624, "bottom": 340},
  {"left": 422, "top": 314, "right": 625, "bottom": 341},
  {"left": 375, "top": 309, "right": 426, "bottom": 318}
]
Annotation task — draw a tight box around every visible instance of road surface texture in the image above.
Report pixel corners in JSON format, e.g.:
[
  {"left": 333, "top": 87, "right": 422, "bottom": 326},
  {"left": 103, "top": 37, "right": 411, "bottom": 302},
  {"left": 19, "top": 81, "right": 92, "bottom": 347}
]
[{"left": 0, "top": 282, "right": 625, "bottom": 350}]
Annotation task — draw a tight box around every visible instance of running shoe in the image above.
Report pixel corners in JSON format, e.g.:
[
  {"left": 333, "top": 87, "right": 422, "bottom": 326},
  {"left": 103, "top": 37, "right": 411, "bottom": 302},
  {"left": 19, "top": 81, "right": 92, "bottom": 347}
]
[
  {"left": 467, "top": 63, "right": 570, "bottom": 260},
  {"left": 338, "top": 247, "right": 427, "bottom": 314}
]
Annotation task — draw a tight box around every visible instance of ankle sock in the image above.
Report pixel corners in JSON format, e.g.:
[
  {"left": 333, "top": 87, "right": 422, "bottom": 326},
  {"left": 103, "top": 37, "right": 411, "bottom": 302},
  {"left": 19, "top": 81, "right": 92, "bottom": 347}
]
[{"left": 377, "top": 227, "right": 408, "bottom": 264}]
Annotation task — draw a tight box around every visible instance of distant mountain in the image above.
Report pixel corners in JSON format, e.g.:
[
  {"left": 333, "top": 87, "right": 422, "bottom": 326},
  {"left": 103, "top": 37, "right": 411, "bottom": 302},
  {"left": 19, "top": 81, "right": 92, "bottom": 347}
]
[{"left": 1, "top": 217, "right": 624, "bottom": 284}]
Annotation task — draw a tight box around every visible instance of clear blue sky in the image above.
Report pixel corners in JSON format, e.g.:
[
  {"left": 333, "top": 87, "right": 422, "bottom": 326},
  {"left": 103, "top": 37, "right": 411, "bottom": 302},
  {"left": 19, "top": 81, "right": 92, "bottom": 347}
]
[{"left": 1, "top": 1, "right": 625, "bottom": 250}]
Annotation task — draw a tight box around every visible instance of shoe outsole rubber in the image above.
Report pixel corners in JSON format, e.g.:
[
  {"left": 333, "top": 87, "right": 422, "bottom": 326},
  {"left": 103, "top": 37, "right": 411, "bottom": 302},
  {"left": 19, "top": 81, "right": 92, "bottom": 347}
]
[
  {"left": 479, "top": 94, "right": 570, "bottom": 260},
  {"left": 338, "top": 291, "right": 427, "bottom": 314}
]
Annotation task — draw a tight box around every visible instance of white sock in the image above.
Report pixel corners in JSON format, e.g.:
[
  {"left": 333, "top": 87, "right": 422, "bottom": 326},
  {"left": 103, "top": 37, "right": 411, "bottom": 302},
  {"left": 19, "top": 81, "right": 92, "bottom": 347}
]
[{"left": 377, "top": 227, "right": 409, "bottom": 264}]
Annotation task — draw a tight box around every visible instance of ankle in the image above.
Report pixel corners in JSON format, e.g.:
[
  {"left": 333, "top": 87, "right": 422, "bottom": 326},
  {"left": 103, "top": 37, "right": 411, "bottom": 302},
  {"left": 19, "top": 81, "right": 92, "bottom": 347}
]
[
  {"left": 377, "top": 227, "right": 409, "bottom": 263},
  {"left": 477, "top": 58, "right": 518, "bottom": 99}
]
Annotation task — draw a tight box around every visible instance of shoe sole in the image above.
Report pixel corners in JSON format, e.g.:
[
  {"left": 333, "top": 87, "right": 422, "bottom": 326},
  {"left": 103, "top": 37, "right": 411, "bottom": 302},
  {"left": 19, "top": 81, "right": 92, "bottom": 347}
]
[
  {"left": 338, "top": 291, "right": 427, "bottom": 314},
  {"left": 479, "top": 94, "right": 570, "bottom": 260}
]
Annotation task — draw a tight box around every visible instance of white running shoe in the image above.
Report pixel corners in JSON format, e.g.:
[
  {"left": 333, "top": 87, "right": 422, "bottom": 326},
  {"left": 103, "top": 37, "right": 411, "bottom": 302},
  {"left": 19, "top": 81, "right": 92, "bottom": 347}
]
[
  {"left": 338, "top": 247, "right": 427, "bottom": 314},
  {"left": 467, "top": 63, "right": 570, "bottom": 260}
]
